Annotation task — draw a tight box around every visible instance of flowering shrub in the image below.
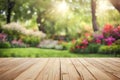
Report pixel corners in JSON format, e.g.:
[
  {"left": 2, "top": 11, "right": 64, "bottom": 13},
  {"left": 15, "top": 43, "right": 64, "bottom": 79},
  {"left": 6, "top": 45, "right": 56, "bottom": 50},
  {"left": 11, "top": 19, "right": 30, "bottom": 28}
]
[
  {"left": 70, "top": 24, "right": 120, "bottom": 53},
  {"left": 11, "top": 39, "right": 27, "bottom": 48},
  {"left": 0, "top": 33, "right": 7, "bottom": 42},
  {"left": 22, "top": 36, "right": 40, "bottom": 47},
  {"left": 2, "top": 22, "right": 46, "bottom": 39},
  {"left": 0, "top": 22, "right": 46, "bottom": 47},
  {"left": 104, "top": 36, "right": 115, "bottom": 46},
  {"left": 103, "top": 24, "right": 120, "bottom": 39},
  {"left": 112, "top": 26, "right": 120, "bottom": 39},
  {"left": 103, "top": 24, "right": 120, "bottom": 45},
  {"left": 70, "top": 38, "right": 101, "bottom": 53},
  {"left": 0, "top": 33, "right": 11, "bottom": 48},
  {"left": 103, "top": 24, "right": 113, "bottom": 35},
  {"left": 93, "top": 34, "right": 103, "bottom": 44},
  {"left": 70, "top": 39, "right": 89, "bottom": 53}
]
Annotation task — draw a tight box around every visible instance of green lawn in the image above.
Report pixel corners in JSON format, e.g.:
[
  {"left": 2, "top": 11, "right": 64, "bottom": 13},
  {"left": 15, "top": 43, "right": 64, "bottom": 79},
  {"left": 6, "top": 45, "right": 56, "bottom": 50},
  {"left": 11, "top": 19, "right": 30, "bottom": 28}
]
[{"left": 0, "top": 48, "right": 117, "bottom": 57}]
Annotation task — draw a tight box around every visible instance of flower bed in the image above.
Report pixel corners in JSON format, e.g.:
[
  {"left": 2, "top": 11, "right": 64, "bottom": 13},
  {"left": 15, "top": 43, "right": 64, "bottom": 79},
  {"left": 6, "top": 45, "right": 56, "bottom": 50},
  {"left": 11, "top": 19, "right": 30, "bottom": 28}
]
[
  {"left": 70, "top": 24, "right": 120, "bottom": 55},
  {"left": 0, "top": 23, "right": 46, "bottom": 48}
]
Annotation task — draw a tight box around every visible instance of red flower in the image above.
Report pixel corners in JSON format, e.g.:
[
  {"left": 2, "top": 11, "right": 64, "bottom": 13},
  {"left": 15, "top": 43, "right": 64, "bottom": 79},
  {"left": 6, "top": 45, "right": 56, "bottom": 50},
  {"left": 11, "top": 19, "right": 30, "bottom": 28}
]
[
  {"left": 117, "top": 26, "right": 120, "bottom": 31},
  {"left": 96, "top": 39, "right": 101, "bottom": 44},
  {"left": 81, "top": 46, "right": 85, "bottom": 49},
  {"left": 85, "top": 33, "right": 91, "bottom": 37},
  {"left": 103, "top": 24, "right": 113, "bottom": 33},
  {"left": 76, "top": 45, "right": 81, "bottom": 49}
]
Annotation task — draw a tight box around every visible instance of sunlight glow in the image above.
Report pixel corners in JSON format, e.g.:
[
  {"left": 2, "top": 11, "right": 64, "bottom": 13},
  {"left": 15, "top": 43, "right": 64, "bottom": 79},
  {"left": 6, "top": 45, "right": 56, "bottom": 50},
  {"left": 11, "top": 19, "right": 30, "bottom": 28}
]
[
  {"left": 57, "top": 1, "right": 68, "bottom": 13},
  {"left": 97, "top": 0, "right": 114, "bottom": 14},
  {"left": 98, "top": 1, "right": 110, "bottom": 10}
]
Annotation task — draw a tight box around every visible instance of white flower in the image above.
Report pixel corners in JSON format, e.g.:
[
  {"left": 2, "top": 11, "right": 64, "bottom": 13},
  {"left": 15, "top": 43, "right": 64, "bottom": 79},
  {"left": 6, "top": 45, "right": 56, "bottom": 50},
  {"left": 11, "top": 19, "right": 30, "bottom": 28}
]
[{"left": 2, "top": 22, "right": 46, "bottom": 38}]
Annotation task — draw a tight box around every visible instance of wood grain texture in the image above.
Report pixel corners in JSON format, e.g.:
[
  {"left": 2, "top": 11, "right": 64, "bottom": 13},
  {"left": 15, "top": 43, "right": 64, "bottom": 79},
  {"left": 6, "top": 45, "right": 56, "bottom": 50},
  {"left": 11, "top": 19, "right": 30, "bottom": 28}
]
[{"left": 0, "top": 58, "right": 119, "bottom": 80}]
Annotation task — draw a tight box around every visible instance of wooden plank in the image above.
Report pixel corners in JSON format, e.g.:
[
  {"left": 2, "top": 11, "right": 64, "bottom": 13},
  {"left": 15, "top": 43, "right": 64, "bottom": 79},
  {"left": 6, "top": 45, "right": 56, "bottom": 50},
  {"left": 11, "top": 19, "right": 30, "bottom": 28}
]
[
  {"left": 94, "top": 58, "right": 120, "bottom": 71},
  {"left": 92, "top": 58, "right": 120, "bottom": 79},
  {"left": 36, "top": 58, "right": 60, "bottom": 80},
  {"left": 60, "top": 59, "right": 69, "bottom": 80},
  {"left": 60, "top": 58, "right": 81, "bottom": 80},
  {"left": 0, "top": 58, "right": 16, "bottom": 67},
  {"left": 0, "top": 58, "right": 29, "bottom": 75},
  {"left": 15, "top": 58, "right": 49, "bottom": 80},
  {"left": 71, "top": 58, "right": 96, "bottom": 80},
  {"left": 108, "top": 58, "right": 120, "bottom": 63},
  {"left": 0, "top": 59, "right": 39, "bottom": 80},
  {"left": 48, "top": 58, "right": 60, "bottom": 80},
  {"left": 0, "top": 58, "right": 12, "bottom": 63},
  {"left": 79, "top": 58, "right": 112, "bottom": 80},
  {"left": 85, "top": 58, "right": 120, "bottom": 80},
  {"left": 0, "top": 58, "right": 119, "bottom": 80},
  {"left": 35, "top": 58, "right": 55, "bottom": 80},
  {"left": 99, "top": 58, "right": 120, "bottom": 67}
]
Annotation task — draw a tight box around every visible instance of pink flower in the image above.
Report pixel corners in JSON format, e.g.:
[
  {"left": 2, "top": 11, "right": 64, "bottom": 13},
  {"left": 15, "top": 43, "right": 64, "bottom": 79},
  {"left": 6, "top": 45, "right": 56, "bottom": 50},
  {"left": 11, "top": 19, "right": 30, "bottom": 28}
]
[
  {"left": 112, "top": 28, "right": 120, "bottom": 37},
  {"left": 107, "top": 42, "right": 113, "bottom": 46},
  {"left": 11, "top": 39, "right": 18, "bottom": 44},
  {"left": 104, "top": 36, "right": 115, "bottom": 46},
  {"left": 94, "top": 34, "right": 104, "bottom": 40},
  {"left": 0, "top": 33, "right": 7, "bottom": 42},
  {"left": 82, "top": 39, "right": 88, "bottom": 45},
  {"left": 11, "top": 39, "right": 24, "bottom": 45}
]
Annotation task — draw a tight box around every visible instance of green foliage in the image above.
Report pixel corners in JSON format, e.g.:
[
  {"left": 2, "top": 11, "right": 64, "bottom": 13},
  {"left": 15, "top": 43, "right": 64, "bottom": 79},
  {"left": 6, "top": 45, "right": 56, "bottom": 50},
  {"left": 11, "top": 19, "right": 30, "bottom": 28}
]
[
  {"left": 11, "top": 43, "right": 27, "bottom": 48},
  {"left": 61, "top": 42, "right": 73, "bottom": 50},
  {"left": 97, "top": 10, "right": 120, "bottom": 27},
  {"left": 0, "top": 0, "right": 92, "bottom": 39},
  {"left": 113, "top": 39, "right": 120, "bottom": 45},
  {"left": 0, "top": 0, "right": 120, "bottom": 41},
  {"left": 86, "top": 43, "right": 101, "bottom": 53},
  {"left": 70, "top": 43, "right": 101, "bottom": 53},
  {"left": 0, "top": 48, "right": 116, "bottom": 57},
  {"left": 98, "top": 45, "right": 120, "bottom": 56},
  {"left": 22, "top": 36, "right": 40, "bottom": 47},
  {"left": 3, "top": 29, "right": 22, "bottom": 41},
  {"left": 0, "top": 42, "right": 11, "bottom": 48}
]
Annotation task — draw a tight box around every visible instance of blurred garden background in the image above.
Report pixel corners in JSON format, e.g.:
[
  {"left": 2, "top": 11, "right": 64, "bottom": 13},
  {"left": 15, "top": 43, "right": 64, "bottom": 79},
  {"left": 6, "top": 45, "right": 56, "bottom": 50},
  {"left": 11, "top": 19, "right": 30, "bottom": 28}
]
[{"left": 0, "top": 0, "right": 120, "bottom": 57}]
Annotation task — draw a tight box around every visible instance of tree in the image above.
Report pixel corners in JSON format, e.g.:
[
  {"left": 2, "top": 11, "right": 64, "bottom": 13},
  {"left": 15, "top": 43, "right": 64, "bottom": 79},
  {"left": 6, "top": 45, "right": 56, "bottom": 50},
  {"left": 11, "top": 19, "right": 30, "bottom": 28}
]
[
  {"left": 109, "top": 0, "right": 120, "bottom": 12},
  {"left": 91, "top": 0, "right": 99, "bottom": 31},
  {"left": 36, "top": 12, "right": 46, "bottom": 33},
  {"left": 0, "top": 0, "right": 36, "bottom": 23},
  {"left": 6, "top": 0, "right": 15, "bottom": 23}
]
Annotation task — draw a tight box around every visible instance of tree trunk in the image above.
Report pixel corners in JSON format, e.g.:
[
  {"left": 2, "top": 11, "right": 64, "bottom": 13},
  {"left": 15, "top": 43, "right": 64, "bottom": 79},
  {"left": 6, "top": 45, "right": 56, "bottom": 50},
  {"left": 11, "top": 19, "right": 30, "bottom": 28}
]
[
  {"left": 6, "top": 0, "right": 15, "bottom": 23},
  {"left": 109, "top": 0, "right": 120, "bottom": 12},
  {"left": 36, "top": 14, "right": 46, "bottom": 33},
  {"left": 91, "top": 0, "right": 99, "bottom": 31}
]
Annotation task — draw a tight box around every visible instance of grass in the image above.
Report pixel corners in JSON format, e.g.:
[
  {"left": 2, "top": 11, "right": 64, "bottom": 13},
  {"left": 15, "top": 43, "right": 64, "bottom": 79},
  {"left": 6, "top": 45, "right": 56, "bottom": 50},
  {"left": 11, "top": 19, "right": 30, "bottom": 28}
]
[{"left": 0, "top": 48, "right": 117, "bottom": 57}]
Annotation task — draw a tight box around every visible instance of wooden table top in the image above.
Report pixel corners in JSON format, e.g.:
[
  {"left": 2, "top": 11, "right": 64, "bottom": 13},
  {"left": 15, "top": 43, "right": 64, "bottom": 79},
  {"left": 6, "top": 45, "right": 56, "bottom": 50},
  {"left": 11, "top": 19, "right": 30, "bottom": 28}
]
[{"left": 0, "top": 58, "right": 120, "bottom": 80}]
